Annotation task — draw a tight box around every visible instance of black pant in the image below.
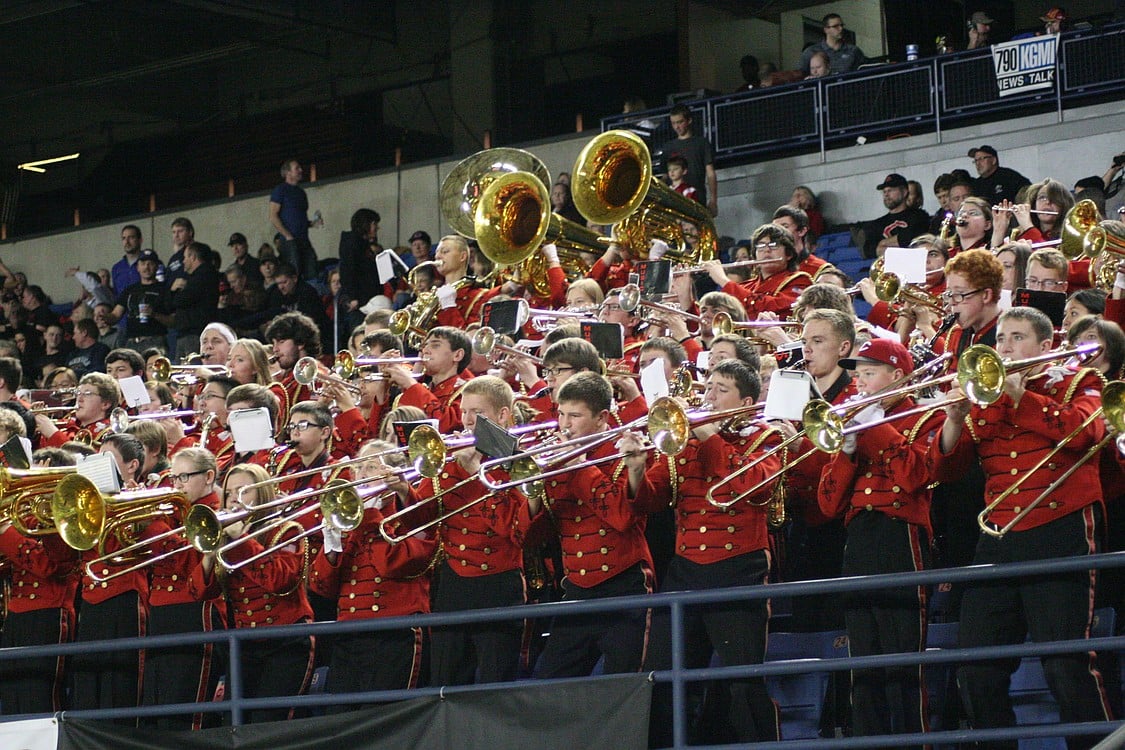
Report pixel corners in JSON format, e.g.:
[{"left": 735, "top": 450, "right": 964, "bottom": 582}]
[
  {"left": 70, "top": 592, "right": 145, "bottom": 723},
  {"left": 430, "top": 562, "right": 525, "bottom": 686},
  {"left": 279, "top": 237, "right": 319, "bottom": 281},
  {"left": 142, "top": 601, "right": 225, "bottom": 730},
  {"left": 328, "top": 628, "right": 425, "bottom": 712},
  {"left": 0, "top": 608, "right": 71, "bottom": 715},
  {"left": 958, "top": 504, "right": 1113, "bottom": 750},
  {"left": 645, "top": 552, "right": 778, "bottom": 746},
  {"left": 236, "top": 634, "right": 316, "bottom": 724},
  {"left": 535, "top": 562, "right": 652, "bottom": 679},
  {"left": 841, "top": 511, "right": 929, "bottom": 744}
]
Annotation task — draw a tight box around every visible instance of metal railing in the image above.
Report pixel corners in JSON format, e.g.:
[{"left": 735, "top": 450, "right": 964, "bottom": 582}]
[
  {"left": 2, "top": 549, "right": 1125, "bottom": 747},
  {"left": 603, "top": 22, "right": 1125, "bottom": 166}
]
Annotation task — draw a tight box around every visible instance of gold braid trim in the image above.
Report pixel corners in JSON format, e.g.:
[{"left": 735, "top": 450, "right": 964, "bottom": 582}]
[{"left": 267, "top": 520, "right": 308, "bottom": 597}]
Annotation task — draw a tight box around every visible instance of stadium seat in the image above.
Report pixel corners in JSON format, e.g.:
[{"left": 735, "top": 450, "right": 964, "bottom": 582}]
[{"left": 765, "top": 629, "right": 848, "bottom": 739}]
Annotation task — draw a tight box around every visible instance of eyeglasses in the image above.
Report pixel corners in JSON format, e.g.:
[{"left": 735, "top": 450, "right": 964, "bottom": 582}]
[
  {"left": 1025, "top": 277, "right": 1067, "bottom": 290},
  {"left": 958, "top": 210, "right": 985, "bottom": 219},
  {"left": 171, "top": 470, "right": 207, "bottom": 485},
  {"left": 973, "top": 156, "right": 994, "bottom": 164},
  {"left": 199, "top": 392, "right": 225, "bottom": 402},
  {"left": 74, "top": 390, "right": 99, "bottom": 399},
  {"left": 286, "top": 420, "right": 325, "bottom": 433},
  {"left": 940, "top": 289, "right": 983, "bottom": 304},
  {"left": 754, "top": 242, "right": 781, "bottom": 251},
  {"left": 542, "top": 366, "right": 576, "bottom": 379}
]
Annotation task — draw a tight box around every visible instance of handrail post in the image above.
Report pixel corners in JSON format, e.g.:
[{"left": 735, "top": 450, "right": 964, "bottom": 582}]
[
  {"left": 227, "top": 633, "right": 244, "bottom": 726},
  {"left": 670, "top": 600, "right": 687, "bottom": 749}
]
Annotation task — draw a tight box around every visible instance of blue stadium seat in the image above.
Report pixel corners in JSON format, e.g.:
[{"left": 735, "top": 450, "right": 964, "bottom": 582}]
[
  {"left": 925, "top": 620, "right": 962, "bottom": 741},
  {"left": 765, "top": 629, "right": 848, "bottom": 739}
]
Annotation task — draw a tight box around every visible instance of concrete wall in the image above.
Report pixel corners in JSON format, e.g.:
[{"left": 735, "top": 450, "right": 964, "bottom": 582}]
[{"left": 6, "top": 99, "right": 1122, "bottom": 303}]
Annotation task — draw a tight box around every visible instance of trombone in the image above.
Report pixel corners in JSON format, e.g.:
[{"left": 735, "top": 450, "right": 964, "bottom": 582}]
[
  {"left": 711, "top": 311, "right": 803, "bottom": 337},
  {"left": 617, "top": 282, "right": 704, "bottom": 324},
  {"left": 978, "top": 380, "right": 1125, "bottom": 537},
  {"left": 109, "top": 407, "right": 200, "bottom": 433}
]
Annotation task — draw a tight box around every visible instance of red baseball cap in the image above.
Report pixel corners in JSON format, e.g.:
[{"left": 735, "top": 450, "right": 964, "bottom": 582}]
[{"left": 840, "top": 337, "right": 914, "bottom": 374}]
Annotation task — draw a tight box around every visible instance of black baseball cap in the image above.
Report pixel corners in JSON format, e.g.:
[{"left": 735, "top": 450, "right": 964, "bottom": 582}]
[
  {"left": 876, "top": 173, "right": 908, "bottom": 190},
  {"left": 408, "top": 230, "right": 432, "bottom": 245},
  {"left": 138, "top": 249, "right": 160, "bottom": 263},
  {"left": 967, "top": 145, "right": 998, "bottom": 159},
  {"left": 228, "top": 232, "right": 247, "bottom": 246}
]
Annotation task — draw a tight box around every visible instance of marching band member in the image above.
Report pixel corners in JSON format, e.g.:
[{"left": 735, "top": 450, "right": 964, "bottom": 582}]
[
  {"left": 309, "top": 440, "right": 434, "bottom": 707},
  {"left": 528, "top": 372, "right": 654, "bottom": 678},
  {"left": 0, "top": 410, "right": 79, "bottom": 715},
  {"left": 818, "top": 338, "right": 944, "bottom": 745},
  {"left": 139, "top": 446, "right": 224, "bottom": 729},
  {"left": 123, "top": 420, "right": 173, "bottom": 487},
  {"left": 599, "top": 287, "right": 645, "bottom": 370},
  {"left": 224, "top": 383, "right": 281, "bottom": 469},
  {"left": 702, "top": 224, "right": 812, "bottom": 320},
  {"left": 632, "top": 360, "right": 783, "bottom": 745},
  {"left": 34, "top": 372, "right": 118, "bottom": 448},
  {"left": 587, "top": 238, "right": 634, "bottom": 293},
  {"left": 773, "top": 204, "right": 829, "bottom": 278},
  {"left": 432, "top": 234, "right": 501, "bottom": 328},
  {"left": 385, "top": 327, "right": 474, "bottom": 433},
  {"left": 952, "top": 197, "right": 993, "bottom": 253},
  {"left": 565, "top": 278, "right": 605, "bottom": 311},
  {"left": 193, "top": 375, "right": 237, "bottom": 472},
  {"left": 70, "top": 433, "right": 149, "bottom": 721},
  {"left": 265, "top": 312, "right": 321, "bottom": 430},
  {"left": 198, "top": 322, "right": 236, "bottom": 368},
  {"left": 193, "top": 463, "right": 315, "bottom": 723},
  {"left": 931, "top": 306, "right": 1113, "bottom": 749},
  {"left": 402, "top": 375, "right": 533, "bottom": 686}
]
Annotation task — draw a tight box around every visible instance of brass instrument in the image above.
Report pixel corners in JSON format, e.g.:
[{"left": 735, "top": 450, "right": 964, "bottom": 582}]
[
  {"left": 873, "top": 269, "right": 946, "bottom": 314},
  {"left": 441, "top": 147, "right": 552, "bottom": 239},
  {"left": 51, "top": 474, "right": 191, "bottom": 557},
  {"left": 109, "top": 407, "right": 199, "bottom": 433},
  {"left": 674, "top": 259, "right": 773, "bottom": 276},
  {"left": 293, "top": 355, "right": 361, "bottom": 397},
  {"left": 993, "top": 205, "right": 1059, "bottom": 216},
  {"left": 571, "top": 129, "right": 717, "bottom": 263},
  {"left": 1, "top": 466, "right": 80, "bottom": 539},
  {"left": 938, "top": 211, "right": 955, "bottom": 244},
  {"left": 405, "top": 420, "right": 558, "bottom": 480},
  {"left": 617, "top": 282, "right": 704, "bottom": 324},
  {"left": 471, "top": 327, "right": 544, "bottom": 366},
  {"left": 978, "top": 380, "right": 1125, "bottom": 537},
  {"left": 389, "top": 261, "right": 477, "bottom": 349},
  {"left": 1082, "top": 219, "right": 1125, "bottom": 290},
  {"left": 151, "top": 356, "right": 230, "bottom": 385},
  {"left": 711, "top": 311, "right": 803, "bottom": 337},
  {"left": 473, "top": 170, "right": 607, "bottom": 285},
  {"left": 1059, "top": 199, "right": 1101, "bottom": 261},
  {"left": 217, "top": 478, "right": 366, "bottom": 572},
  {"left": 518, "top": 301, "right": 597, "bottom": 333}
]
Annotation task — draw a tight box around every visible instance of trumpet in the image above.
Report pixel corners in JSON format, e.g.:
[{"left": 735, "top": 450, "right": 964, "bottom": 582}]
[
  {"left": 333, "top": 350, "right": 424, "bottom": 384},
  {"left": 471, "top": 327, "right": 544, "bottom": 366},
  {"left": 978, "top": 380, "right": 1125, "bottom": 537},
  {"left": 711, "top": 311, "right": 803, "bottom": 336},
  {"left": 294, "top": 356, "right": 361, "bottom": 397},
  {"left": 617, "top": 282, "right": 704, "bottom": 324},
  {"left": 109, "top": 407, "right": 199, "bottom": 433},
  {"left": 151, "top": 356, "right": 230, "bottom": 385}
]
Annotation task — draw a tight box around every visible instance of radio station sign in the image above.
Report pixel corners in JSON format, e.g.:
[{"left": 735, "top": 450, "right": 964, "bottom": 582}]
[{"left": 991, "top": 35, "right": 1059, "bottom": 97}]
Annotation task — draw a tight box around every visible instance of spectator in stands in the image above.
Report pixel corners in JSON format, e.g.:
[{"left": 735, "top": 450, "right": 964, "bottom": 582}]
[
  {"left": 64, "top": 266, "right": 115, "bottom": 314},
  {"left": 21, "top": 285, "right": 56, "bottom": 332},
  {"left": 968, "top": 145, "right": 1030, "bottom": 204},
  {"left": 259, "top": 254, "right": 278, "bottom": 290},
  {"left": 948, "top": 177, "right": 974, "bottom": 218},
  {"left": 111, "top": 224, "right": 144, "bottom": 295},
  {"left": 1041, "top": 7, "right": 1067, "bottom": 35},
  {"left": 800, "top": 13, "right": 867, "bottom": 76},
  {"left": 408, "top": 231, "right": 433, "bottom": 267},
  {"left": 661, "top": 105, "right": 717, "bottom": 216},
  {"left": 113, "top": 249, "right": 171, "bottom": 355},
  {"left": 806, "top": 51, "right": 830, "bottom": 78},
  {"left": 862, "top": 173, "right": 930, "bottom": 258},
  {"left": 551, "top": 181, "right": 585, "bottom": 224},
  {"left": 66, "top": 319, "right": 109, "bottom": 377},
  {"left": 170, "top": 242, "right": 221, "bottom": 359},
  {"left": 735, "top": 54, "right": 759, "bottom": 92},
  {"left": 665, "top": 156, "right": 698, "bottom": 203},
  {"left": 906, "top": 180, "right": 924, "bottom": 210},
  {"left": 773, "top": 205, "right": 826, "bottom": 277},
  {"left": 219, "top": 266, "right": 264, "bottom": 333},
  {"left": 270, "top": 158, "right": 322, "bottom": 281},
  {"left": 788, "top": 185, "right": 826, "bottom": 238},
  {"left": 338, "top": 208, "right": 383, "bottom": 312},
  {"left": 34, "top": 324, "right": 70, "bottom": 380},
  {"left": 226, "top": 232, "right": 263, "bottom": 288},
  {"left": 930, "top": 173, "right": 957, "bottom": 233},
  {"left": 92, "top": 303, "right": 118, "bottom": 348},
  {"left": 966, "top": 10, "right": 993, "bottom": 49},
  {"left": 165, "top": 217, "right": 193, "bottom": 288},
  {"left": 247, "top": 262, "right": 332, "bottom": 350}
]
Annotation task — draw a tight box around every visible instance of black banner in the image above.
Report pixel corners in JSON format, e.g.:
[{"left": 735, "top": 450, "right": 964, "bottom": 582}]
[{"left": 58, "top": 675, "right": 652, "bottom": 750}]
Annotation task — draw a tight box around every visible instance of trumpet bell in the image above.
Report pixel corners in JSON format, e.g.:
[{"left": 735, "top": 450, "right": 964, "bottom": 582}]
[
  {"left": 441, "top": 148, "right": 552, "bottom": 239},
  {"left": 50, "top": 474, "right": 106, "bottom": 551},
  {"left": 334, "top": 351, "right": 356, "bottom": 380},
  {"left": 472, "top": 327, "right": 497, "bottom": 357},
  {"left": 1104, "top": 380, "right": 1125, "bottom": 435},
  {"left": 152, "top": 356, "right": 172, "bottom": 382},
  {"left": 293, "top": 357, "right": 321, "bottom": 387},
  {"left": 1060, "top": 199, "right": 1101, "bottom": 261}
]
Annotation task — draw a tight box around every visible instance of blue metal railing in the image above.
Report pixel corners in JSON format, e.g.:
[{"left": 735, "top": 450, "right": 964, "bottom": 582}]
[
  {"left": 603, "top": 22, "right": 1125, "bottom": 166},
  {"left": 3, "top": 549, "right": 1125, "bottom": 747}
]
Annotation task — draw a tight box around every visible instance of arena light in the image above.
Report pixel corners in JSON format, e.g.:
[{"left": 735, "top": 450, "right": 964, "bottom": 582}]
[{"left": 18, "top": 152, "right": 80, "bottom": 173}]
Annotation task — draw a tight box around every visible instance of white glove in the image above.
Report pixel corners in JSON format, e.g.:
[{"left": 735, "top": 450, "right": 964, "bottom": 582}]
[
  {"left": 541, "top": 243, "right": 560, "bottom": 264},
  {"left": 852, "top": 403, "right": 885, "bottom": 426},
  {"left": 322, "top": 524, "right": 343, "bottom": 554},
  {"left": 436, "top": 284, "right": 458, "bottom": 310},
  {"left": 649, "top": 239, "right": 670, "bottom": 261},
  {"left": 841, "top": 432, "right": 858, "bottom": 456}
]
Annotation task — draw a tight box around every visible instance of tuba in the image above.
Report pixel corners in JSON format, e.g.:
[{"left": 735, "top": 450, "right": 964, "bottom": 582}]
[
  {"left": 440, "top": 148, "right": 552, "bottom": 240},
  {"left": 1058, "top": 199, "right": 1101, "bottom": 261},
  {"left": 472, "top": 171, "right": 605, "bottom": 298},
  {"left": 1, "top": 466, "right": 80, "bottom": 539},
  {"left": 571, "top": 129, "right": 717, "bottom": 263}
]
